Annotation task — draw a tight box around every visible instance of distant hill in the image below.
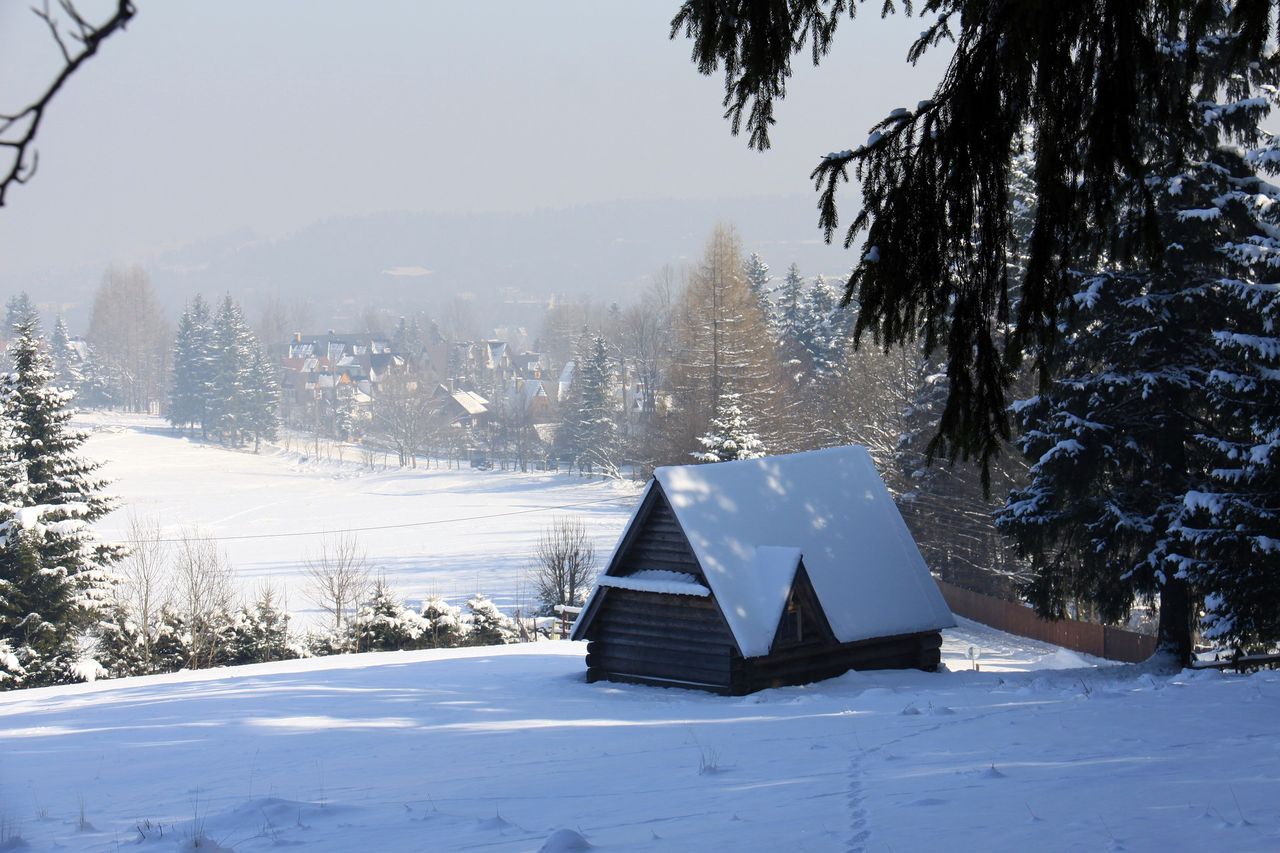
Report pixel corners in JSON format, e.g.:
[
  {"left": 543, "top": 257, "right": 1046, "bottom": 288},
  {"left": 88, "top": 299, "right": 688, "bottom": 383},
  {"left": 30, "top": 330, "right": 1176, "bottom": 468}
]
[{"left": 9, "top": 194, "right": 859, "bottom": 328}]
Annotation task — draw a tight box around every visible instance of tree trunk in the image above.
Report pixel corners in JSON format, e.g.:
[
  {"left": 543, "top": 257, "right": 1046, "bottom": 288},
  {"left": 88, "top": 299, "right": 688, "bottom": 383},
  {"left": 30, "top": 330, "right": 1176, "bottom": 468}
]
[{"left": 1154, "top": 577, "right": 1193, "bottom": 668}]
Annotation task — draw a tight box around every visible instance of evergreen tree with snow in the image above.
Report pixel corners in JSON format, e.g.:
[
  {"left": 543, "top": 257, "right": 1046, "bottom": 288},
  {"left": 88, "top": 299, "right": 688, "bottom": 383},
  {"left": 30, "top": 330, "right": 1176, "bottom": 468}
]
[
  {"left": 1173, "top": 140, "right": 1280, "bottom": 653},
  {"left": 207, "top": 296, "right": 254, "bottom": 445},
  {"left": 797, "top": 275, "right": 845, "bottom": 381},
  {"left": 465, "top": 594, "right": 517, "bottom": 646},
  {"left": 420, "top": 595, "right": 465, "bottom": 649},
  {"left": 49, "top": 316, "right": 82, "bottom": 395},
  {"left": 694, "top": 392, "right": 766, "bottom": 463},
  {"left": 355, "top": 579, "right": 425, "bottom": 652},
  {"left": 571, "top": 335, "right": 622, "bottom": 476},
  {"left": 206, "top": 296, "right": 276, "bottom": 449},
  {"left": 4, "top": 292, "right": 37, "bottom": 337},
  {"left": 243, "top": 344, "right": 280, "bottom": 452},
  {"left": 0, "top": 318, "right": 122, "bottom": 685},
  {"left": 743, "top": 252, "right": 774, "bottom": 328},
  {"left": 168, "top": 295, "right": 215, "bottom": 435},
  {"left": 774, "top": 263, "right": 806, "bottom": 358},
  {"left": 229, "top": 586, "right": 296, "bottom": 664},
  {"left": 94, "top": 602, "right": 148, "bottom": 677},
  {"left": 999, "top": 40, "right": 1280, "bottom": 664}
]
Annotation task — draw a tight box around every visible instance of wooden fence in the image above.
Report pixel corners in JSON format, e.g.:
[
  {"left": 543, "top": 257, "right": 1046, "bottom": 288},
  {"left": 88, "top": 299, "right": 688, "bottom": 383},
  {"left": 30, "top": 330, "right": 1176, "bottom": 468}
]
[{"left": 935, "top": 580, "right": 1157, "bottom": 663}]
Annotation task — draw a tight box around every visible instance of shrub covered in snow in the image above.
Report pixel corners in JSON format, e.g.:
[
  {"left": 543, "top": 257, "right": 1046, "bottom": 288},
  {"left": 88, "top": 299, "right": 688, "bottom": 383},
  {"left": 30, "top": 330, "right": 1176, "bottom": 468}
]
[
  {"left": 355, "top": 579, "right": 426, "bottom": 652},
  {"left": 465, "top": 594, "right": 518, "bottom": 646},
  {"left": 420, "top": 595, "right": 466, "bottom": 649}
]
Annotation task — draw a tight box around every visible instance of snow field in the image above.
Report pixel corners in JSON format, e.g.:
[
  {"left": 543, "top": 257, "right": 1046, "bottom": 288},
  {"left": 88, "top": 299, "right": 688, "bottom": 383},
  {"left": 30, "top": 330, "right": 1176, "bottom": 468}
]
[
  {"left": 1, "top": 620, "right": 1277, "bottom": 852},
  {"left": 78, "top": 413, "right": 641, "bottom": 624}
]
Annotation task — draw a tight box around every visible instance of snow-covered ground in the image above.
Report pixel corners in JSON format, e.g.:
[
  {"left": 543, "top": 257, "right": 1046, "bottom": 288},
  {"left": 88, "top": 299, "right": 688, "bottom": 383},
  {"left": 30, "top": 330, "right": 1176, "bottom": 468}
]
[
  {"left": 78, "top": 413, "right": 640, "bottom": 622},
  {"left": 1, "top": 619, "right": 1276, "bottom": 852}
]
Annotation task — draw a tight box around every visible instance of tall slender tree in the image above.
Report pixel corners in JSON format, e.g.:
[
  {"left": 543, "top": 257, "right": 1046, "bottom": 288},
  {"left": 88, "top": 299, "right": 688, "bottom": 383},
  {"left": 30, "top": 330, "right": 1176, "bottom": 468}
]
[
  {"left": 569, "top": 334, "right": 622, "bottom": 475},
  {"left": 668, "top": 224, "right": 781, "bottom": 459},
  {"left": 49, "top": 316, "right": 82, "bottom": 394},
  {"left": 169, "top": 295, "right": 215, "bottom": 435},
  {"left": 87, "top": 266, "right": 168, "bottom": 413}
]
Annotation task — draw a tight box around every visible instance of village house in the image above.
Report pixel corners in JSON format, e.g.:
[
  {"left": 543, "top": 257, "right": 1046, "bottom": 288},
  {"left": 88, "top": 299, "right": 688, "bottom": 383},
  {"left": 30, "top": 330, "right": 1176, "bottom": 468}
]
[{"left": 275, "top": 332, "right": 405, "bottom": 423}]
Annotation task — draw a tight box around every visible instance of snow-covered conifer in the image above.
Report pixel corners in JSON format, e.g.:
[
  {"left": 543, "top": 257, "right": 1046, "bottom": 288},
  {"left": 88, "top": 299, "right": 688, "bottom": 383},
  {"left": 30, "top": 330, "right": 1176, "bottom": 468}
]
[
  {"left": 0, "top": 318, "right": 122, "bottom": 685},
  {"left": 1173, "top": 130, "right": 1280, "bottom": 652},
  {"left": 229, "top": 585, "right": 296, "bottom": 664},
  {"left": 694, "top": 392, "right": 766, "bottom": 463},
  {"left": 1000, "top": 41, "right": 1280, "bottom": 662},
  {"left": 49, "top": 316, "right": 83, "bottom": 395},
  {"left": 4, "top": 292, "right": 37, "bottom": 337},
  {"left": 420, "top": 595, "right": 465, "bottom": 648},
  {"left": 243, "top": 343, "right": 280, "bottom": 452},
  {"left": 465, "top": 594, "right": 517, "bottom": 646},
  {"left": 355, "top": 579, "right": 425, "bottom": 652},
  {"left": 207, "top": 296, "right": 255, "bottom": 446},
  {"left": 743, "top": 252, "right": 774, "bottom": 327},
  {"left": 169, "top": 295, "right": 215, "bottom": 435},
  {"left": 571, "top": 335, "right": 621, "bottom": 476}
]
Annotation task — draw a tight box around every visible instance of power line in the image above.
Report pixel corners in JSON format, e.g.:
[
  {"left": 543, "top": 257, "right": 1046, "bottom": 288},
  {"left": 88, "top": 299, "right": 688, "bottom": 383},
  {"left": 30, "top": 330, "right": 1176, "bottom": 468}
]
[{"left": 117, "top": 493, "right": 632, "bottom": 545}]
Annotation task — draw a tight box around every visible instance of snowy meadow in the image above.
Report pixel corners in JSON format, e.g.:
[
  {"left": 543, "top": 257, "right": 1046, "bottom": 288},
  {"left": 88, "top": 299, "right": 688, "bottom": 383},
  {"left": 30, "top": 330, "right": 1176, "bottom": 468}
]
[
  {"left": 80, "top": 413, "right": 640, "bottom": 624},
  {"left": 1, "top": 621, "right": 1277, "bottom": 852},
  {"left": 0, "top": 416, "right": 1271, "bottom": 851}
]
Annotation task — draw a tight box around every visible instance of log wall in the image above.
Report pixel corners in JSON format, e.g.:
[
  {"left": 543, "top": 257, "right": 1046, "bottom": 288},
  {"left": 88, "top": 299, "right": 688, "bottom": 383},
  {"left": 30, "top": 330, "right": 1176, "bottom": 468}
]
[{"left": 585, "top": 588, "right": 736, "bottom": 690}]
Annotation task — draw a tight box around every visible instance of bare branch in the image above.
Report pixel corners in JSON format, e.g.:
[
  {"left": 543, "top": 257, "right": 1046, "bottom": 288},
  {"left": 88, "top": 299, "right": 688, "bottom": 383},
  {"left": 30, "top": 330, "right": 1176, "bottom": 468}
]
[
  {"left": 0, "top": 0, "right": 135, "bottom": 207},
  {"left": 34, "top": 2, "right": 73, "bottom": 65}
]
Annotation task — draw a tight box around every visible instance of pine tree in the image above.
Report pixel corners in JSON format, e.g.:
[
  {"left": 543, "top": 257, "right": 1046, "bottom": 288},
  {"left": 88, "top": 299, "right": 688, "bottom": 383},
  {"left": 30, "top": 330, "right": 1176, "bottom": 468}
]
[
  {"left": 355, "top": 579, "right": 424, "bottom": 652},
  {"left": 169, "top": 295, "right": 215, "bottom": 434},
  {"left": 420, "top": 596, "right": 465, "bottom": 648},
  {"left": 999, "top": 73, "right": 1280, "bottom": 663},
  {"left": 743, "top": 252, "right": 773, "bottom": 327},
  {"left": 465, "top": 594, "right": 516, "bottom": 646},
  {"left": 774, "top": 263, "right": 806, "bottom": 367},
  {"left": 693, "top": 392, "right": 766, "bottom": 463},
  {"left": 49, "top": 317, "right": 82, "bottom": 395},
  {"left": 1173, "top": 137, "right": 1280, "bottom": 653},
  {"left": 796, "top": 275, "right": 844, "bottom": 382},
  {"left": 4, "top": 292, "right": 37, "bottom": 336},
  {"left": 207, "top": 296, "right": 257, "bottom": 446},
  {"left": 571, "top": 335, "right": 621, "bottom": 475},
  {"left": 94, "top": 602, "right": 147, "bottom": 678},
  {"left": 0, "top": 318, "right": 122, "bottom": 685},
  {"left": 243, "top": 343, "right": 280, "bottom": 452},
  {"left": 229, "top": 586, "right": 296, "bottom": 664},
  {"left": 76, "top": 341, "right": 115, "bottom": 409}
]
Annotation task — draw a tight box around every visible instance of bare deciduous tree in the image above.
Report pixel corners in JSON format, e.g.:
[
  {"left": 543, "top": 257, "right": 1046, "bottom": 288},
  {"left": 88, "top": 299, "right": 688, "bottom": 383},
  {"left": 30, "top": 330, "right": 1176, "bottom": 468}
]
[
  {"left": 171, "top": 529, "right": 235, "bottom": 669},
  {"left": 118, "top": 514, "right": 169, "bottom": 671},
  {"left": 304, "top": 533, "right": 372, "bottom": 634},
  {"left": 373, "top": 371, "right": 436, "bottom": 467},
  {"left": 87, "top": 264, "right": 169, "bottom": 412},
  {"left": 532, "top": 516, "right": 597, "bottom": 614}
]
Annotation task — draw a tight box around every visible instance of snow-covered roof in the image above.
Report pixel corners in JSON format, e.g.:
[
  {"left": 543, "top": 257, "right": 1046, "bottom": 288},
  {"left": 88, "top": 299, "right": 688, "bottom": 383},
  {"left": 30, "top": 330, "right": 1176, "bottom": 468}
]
[
  {"left": 576, "top": 445, "right": 955, "bottom": 658},
  {"left": 452, "top": 391, "right": 489, "bottom": 416},
  {"left": 597, "top": 570, "right": 710, "bottom": 597}
]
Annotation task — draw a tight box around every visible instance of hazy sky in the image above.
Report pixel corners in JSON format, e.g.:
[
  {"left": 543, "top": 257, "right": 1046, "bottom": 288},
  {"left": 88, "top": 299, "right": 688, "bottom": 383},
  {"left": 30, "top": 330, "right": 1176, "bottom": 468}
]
[{"left": 0, "top": 2, "right": 950, "bottom": 279}]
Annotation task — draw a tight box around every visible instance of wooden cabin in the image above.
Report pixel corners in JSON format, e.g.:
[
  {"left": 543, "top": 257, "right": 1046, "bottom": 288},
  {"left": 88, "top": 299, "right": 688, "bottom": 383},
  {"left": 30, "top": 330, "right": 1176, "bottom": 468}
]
[{"left": 571, "top": 445, "right": 956, "bottom": 695}]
